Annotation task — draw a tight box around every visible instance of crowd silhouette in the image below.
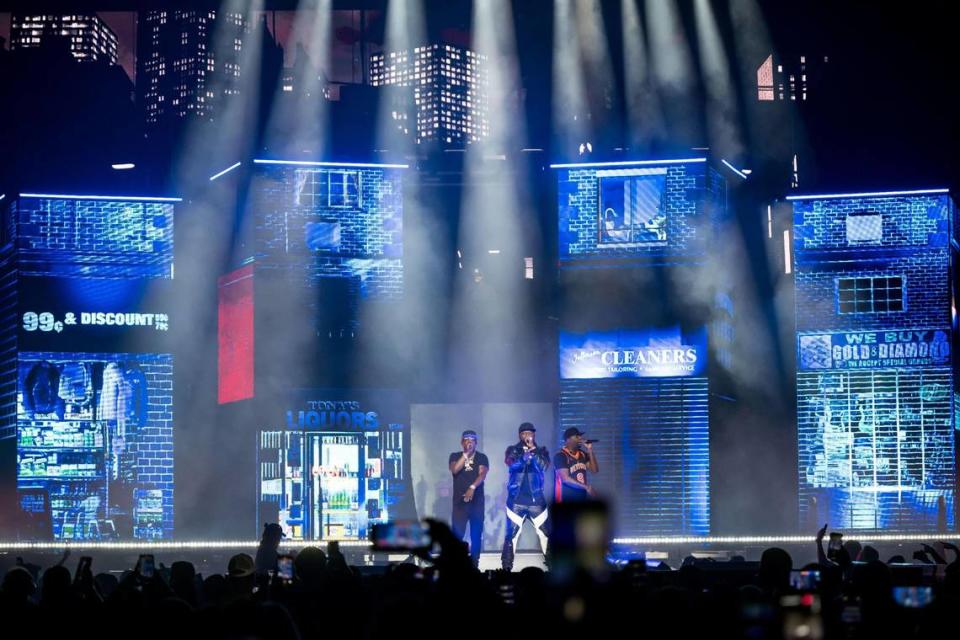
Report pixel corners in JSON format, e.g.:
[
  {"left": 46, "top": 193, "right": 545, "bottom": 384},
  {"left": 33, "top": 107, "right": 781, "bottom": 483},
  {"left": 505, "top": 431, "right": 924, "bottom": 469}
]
[{"left": 2, "top": 517, "right": 959, "bottom": 639}]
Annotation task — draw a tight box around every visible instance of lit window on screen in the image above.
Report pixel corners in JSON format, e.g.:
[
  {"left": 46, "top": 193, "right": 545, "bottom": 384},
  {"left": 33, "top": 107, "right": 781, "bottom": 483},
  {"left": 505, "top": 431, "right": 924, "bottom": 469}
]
[{"left": 846, "top": 213, "right": 883, "bottom": 244}]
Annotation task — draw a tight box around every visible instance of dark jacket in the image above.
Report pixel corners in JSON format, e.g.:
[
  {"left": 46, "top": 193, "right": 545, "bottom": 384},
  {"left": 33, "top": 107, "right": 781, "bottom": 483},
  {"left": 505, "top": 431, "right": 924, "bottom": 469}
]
[
  {"left": 504, "top": 442, "right": 551, "bottom": 506},
  {"left": 23, "top": 361, "right": 64, "bottom": 419}
]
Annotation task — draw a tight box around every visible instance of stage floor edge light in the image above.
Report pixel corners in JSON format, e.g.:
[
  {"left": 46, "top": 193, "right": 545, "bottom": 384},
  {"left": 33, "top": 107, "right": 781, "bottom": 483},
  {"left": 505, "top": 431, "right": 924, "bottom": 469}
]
[
  {"left": 549, "top": 157, "right": 707, "bottom": 169},
  {"left": 0, "top": 540, "right": 374, "bottom": 550},
  {"left": 2, "top": 534, "right": 959, "bottom": 551},
  {"left": 612, "top": 534, "right": 960, "bottom": 545}
]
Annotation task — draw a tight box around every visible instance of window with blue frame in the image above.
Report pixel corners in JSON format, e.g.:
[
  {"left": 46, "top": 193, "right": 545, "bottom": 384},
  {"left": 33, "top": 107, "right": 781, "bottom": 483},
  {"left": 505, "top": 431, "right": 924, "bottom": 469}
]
[
  {"left": 597, "top": 172, "right": 667, "bottom": 246},
  {"left": 328, "top": 171, "right": 361, "bottom": 208},
  {"left": 294, "top": 169, "right": 362, "bottom": 209},
  {"left": 837, "top": 276, "right": 904, "bottom": 314}
]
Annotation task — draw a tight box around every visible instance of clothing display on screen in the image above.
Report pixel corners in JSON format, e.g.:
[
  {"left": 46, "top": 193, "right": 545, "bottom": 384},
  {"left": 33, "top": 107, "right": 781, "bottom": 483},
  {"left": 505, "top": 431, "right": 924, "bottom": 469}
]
[
  {"left": 99, "top": 361, "right": 149, "bottom": 428},
  {"left": 59, "top": 362, "right": 93, "bottom": 406},
  {"left": 23, "top": 361, "right": 64, "bottom": 419},
  {"left": 16, "top": 355, "right": 171, "bottom": 541}
]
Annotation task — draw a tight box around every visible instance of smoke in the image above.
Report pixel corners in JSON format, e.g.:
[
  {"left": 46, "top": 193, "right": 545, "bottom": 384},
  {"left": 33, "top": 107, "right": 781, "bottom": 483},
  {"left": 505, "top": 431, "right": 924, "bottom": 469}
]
[
  {"left": 694, "top": 0, "right": 744, "bottom": 160},
  {"left": 166, "top": 1, "right": 270, "bottom": 536},
  {"left": 263, "top": 1, "right": 333, "bottom": 157},
  {"left": 621, "top": 0, "right": 667, "bottom": 154}
]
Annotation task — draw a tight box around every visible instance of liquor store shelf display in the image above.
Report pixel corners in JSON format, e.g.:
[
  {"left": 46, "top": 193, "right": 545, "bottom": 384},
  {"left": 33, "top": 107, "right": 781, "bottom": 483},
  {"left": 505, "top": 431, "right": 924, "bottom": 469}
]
[{"left": 258, "top": 429, "right": 406, "bottom": 541}]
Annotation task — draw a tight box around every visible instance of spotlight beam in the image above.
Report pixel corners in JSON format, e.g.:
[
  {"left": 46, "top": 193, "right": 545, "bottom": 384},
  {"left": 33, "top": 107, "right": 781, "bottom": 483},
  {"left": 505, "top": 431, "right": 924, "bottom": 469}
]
[
  {"left": 621, "top": 0, "right": 666, "bottom": 153},
  {"left": 694, "top": 0, "right": 744, "bottom": 158}
]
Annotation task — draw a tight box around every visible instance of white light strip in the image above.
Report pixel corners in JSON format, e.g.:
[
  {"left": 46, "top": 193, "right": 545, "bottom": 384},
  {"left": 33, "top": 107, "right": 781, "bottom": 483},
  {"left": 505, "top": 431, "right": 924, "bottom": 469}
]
[
  {"left": 783, "top": 229, "right": 792, "bottom": 274},
  {"left": 550, "top": 158, "right": 707, "bottom": 169},
  {"left": 3, "top": 535, "right": 954, "bottom": 551},
  {"left": 20, "top": 193, "right": 182, "bottom": 202},
  {"left": 253, "top": 159, "right": 409, "bottom": 169},
  {"left": 209, "top": 161, "right": 242, "bottom": 181},
  {"left": 612, "top": 533, "right": 960, "bottom": 545},
  {"left": 0, "top": 540, "right": 372, "bottom": 551},
  {"left": 767, "top": 205, "right": 772, "bottom": 239},
  {"left": 786, "top": 188, "right": 949, "bottom": 201},
  {"left": 721, "top": 159, "right": 748, "bottom": 180},
  {"left": 0, "top": 193, "right": 5, "bottom": 202}
]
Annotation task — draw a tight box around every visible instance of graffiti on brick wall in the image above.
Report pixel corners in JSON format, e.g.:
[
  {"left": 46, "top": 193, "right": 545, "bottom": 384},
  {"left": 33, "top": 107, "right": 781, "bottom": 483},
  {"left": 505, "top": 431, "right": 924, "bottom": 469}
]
[{"left": 798, "top": 369, "right": 955, "bottom": 530}]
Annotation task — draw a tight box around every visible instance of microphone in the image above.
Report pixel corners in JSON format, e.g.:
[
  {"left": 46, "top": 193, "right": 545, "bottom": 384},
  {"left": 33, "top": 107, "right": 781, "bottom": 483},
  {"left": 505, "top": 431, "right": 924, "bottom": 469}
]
[{"left": 584, "top": 439, "right": 600, "bottom": 444}]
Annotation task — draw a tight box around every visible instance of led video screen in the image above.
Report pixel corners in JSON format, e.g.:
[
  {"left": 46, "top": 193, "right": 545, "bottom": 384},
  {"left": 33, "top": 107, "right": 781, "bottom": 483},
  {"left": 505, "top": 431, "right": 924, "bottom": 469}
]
[{"left": 17, "top": 352, "right": 174, "bottom": 540}]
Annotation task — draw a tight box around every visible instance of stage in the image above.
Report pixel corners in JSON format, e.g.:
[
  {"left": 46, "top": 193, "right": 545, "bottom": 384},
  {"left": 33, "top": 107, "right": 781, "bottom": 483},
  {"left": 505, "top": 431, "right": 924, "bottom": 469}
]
[{"left": 0, "top": 3, "right": 957, "bottom": 560}]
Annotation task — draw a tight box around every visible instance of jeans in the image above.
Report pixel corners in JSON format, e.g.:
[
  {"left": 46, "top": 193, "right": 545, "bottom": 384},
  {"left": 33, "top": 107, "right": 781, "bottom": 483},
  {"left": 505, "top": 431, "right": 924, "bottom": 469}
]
[{"left": 452, "top": 497, "right": 485, "bottom": 567}]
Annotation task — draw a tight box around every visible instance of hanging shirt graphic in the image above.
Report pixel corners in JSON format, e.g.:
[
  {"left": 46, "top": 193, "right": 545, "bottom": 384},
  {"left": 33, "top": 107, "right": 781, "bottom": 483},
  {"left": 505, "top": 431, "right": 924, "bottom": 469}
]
[
  {"left": 59, "top": 362, "right": 93, "bottom": 406},
  {"left": 98, "top": 362, "right": 148, "bottom": 430}
]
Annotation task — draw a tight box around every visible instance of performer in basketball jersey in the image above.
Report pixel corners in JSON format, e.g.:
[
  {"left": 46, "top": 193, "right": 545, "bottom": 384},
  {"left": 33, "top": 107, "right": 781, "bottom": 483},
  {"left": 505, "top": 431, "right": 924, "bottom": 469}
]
[{"left": 554, "top": 427, "right": 599, "bottom": 502}]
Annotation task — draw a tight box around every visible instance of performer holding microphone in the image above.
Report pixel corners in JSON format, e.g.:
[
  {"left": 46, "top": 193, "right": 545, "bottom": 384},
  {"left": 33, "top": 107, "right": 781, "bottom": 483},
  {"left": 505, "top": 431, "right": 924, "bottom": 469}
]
[
  {"left": 554, "top": 427, "right": 599, "bottom": 502},
  {"left": 501, "top": 422, "right": 551, "bottom": 572},
  {"left": 449, "top": 429, "right": 488, "bottom": 567}
]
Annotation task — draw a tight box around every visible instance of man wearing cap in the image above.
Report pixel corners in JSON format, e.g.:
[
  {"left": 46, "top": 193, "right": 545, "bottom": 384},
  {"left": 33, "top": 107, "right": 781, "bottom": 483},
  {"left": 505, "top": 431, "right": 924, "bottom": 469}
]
[
  {"left": 554, "top": 427, "right": 599, "bottom": 502},
  {"left": 449, "top": 429, "right": 489, "bottom": 567},
  {"left": 501, "top": 422, "right": 551, "bottom": 571},
  {"left": 226, "top": 553, "right": 257, "bottom": 600}
]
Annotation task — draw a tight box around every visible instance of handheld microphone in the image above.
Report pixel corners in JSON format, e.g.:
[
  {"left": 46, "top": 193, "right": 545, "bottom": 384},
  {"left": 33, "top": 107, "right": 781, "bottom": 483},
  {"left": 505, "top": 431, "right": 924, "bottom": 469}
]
[{"left": 585, "top": 439, "right": 600, "bottom": 444}]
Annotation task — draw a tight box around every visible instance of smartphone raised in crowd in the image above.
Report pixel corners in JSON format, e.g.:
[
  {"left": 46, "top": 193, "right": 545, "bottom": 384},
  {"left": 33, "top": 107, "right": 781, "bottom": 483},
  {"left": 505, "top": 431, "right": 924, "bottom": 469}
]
[
  {"left": 370, "top": 521, "right": 432, "bottom": 552},
  {"left": 827, "top": 532, "right": 843, "bottom": 560},
  {"left": 277, "top": 554, "right": 294, "bottom": 582},
  {"left": 75, "top": 556, "right": 92, "bottom": 582},
  {"left": 548, "top": 500, "right": 611, "bottom": 583},
  {"left": 789, "top": 569, "right": 821, "bottom": 591},
  {"left": 138, "top": 554, "right": 155, "bottom": 579},
  {"left": 893, "top": 586, "right": 933, "bottom": 608}
]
